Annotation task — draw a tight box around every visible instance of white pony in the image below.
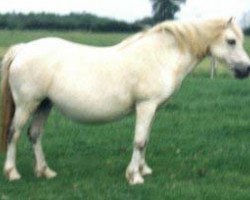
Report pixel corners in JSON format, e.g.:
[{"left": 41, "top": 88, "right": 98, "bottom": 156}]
[{"left": 1, "top": 18, "right": 250, "bottom": 184}]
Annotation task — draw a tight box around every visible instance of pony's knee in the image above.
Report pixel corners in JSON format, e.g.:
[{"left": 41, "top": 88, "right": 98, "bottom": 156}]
[{"left": 134, "top": 139, "right": 147, "bottom": 151}]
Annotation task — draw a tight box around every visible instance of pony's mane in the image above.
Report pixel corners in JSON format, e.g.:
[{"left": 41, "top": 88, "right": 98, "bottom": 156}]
[
  {"left": 118, "top": 18, "right": 243, "bottom": 58},
  {"left": 118, "top": 32, "right": 146, "bottom": 48}
]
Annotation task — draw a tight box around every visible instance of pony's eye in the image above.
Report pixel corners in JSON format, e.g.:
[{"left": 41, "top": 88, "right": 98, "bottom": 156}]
[{"left": 227, "top": 39, "right": 236, "bottom": 46}]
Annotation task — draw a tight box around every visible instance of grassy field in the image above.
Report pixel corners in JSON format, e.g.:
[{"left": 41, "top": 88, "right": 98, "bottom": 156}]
[{"left": 0, "top": 30, "right": 250, "bottom": 200}]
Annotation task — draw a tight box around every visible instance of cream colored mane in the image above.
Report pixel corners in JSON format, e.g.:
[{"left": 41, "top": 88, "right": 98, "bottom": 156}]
[{"left": 119, "top": 18, "right": 243, "bottom": 58}]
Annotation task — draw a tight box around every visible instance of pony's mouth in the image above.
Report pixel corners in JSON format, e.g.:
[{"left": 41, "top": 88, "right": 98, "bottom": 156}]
[{"left": 233, "top": 67, "right": 250, "bottom": 79}]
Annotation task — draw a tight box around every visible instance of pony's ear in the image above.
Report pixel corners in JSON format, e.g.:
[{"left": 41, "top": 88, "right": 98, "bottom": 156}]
[{"left": 226, "top": 17, "right": 235, "bottom": 27}]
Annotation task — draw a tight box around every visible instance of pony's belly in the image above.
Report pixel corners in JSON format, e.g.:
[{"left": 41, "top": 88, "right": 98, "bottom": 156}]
[
  {"left": 50, "top": 93, "right": 134, "bottom": 123},
  {"left": 57, "top": 102, "right": 133, "bottom": 123}
]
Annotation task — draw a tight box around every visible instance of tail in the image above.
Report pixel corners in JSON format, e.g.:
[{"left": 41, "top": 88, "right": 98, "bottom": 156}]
[{"left": 1, "top": 44, "right": 22, "bottom": 152}]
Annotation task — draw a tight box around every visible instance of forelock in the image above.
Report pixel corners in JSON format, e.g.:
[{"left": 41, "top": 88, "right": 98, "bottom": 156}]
[{"left": 230, "top": 23, "right": 243, "bottom": 41}]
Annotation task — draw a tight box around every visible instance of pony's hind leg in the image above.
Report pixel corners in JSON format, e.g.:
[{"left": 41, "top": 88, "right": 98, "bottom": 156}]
[
  {"left": 4, "top": 107, "right": 34, "bottom": 180},
  {"left": 28, "top": 99, "right": 57, "bottom": 179}
]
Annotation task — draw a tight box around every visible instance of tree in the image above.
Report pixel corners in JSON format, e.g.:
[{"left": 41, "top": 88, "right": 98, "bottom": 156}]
[{"left": 151, "top": 0, "right": 186, "bottom": 22}]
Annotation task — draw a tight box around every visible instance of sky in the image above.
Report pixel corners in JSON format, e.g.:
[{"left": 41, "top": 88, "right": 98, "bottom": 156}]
[
  {"left": 177, "top": 0, "right": 250, "bottom": 20},
  {"left": 0, "top": 0, "right": 250, "bottom": 23},
  {"left": 0, "top": 0, "right": 152, "bottom": 22}
]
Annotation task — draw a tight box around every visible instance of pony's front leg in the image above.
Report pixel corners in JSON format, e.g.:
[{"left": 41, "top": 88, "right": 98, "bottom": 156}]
[{"left": 126, "top": 101, "right": 157, "bottom": 185}]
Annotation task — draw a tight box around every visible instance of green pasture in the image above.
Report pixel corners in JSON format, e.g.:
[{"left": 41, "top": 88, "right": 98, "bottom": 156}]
[{"left": 0, "top": 30, "right": 250, "bottom": 199}]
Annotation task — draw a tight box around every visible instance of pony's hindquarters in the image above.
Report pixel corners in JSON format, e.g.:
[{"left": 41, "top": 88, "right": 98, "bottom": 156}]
[
  {"left": 1, "top": 45, "right": 24, "bottom": 180},
  {"left": 1, "top": 44, "right": 56, "bottom": 180}
]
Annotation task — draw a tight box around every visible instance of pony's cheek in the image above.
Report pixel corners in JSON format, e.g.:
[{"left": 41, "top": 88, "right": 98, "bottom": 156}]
[{"left": 210, "top": 45, "right": 228, "bottom": 61}]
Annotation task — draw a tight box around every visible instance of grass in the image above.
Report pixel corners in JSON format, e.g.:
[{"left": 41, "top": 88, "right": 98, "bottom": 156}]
[{"left": 0, "top": 30, "right": 250, "bottom": 199}]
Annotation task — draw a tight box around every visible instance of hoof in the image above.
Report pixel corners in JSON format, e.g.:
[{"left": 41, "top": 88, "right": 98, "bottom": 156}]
[
  {"left": 36, "top": 167, "right": 57, "bottom": 179},
  {"left": 140, "top": 164, "right": 152, "bottom": 176},
  {"left": 126, "top": 169, "right": 144, "bottom": 185},
  {"left": 4, "top": 168, "right": 21, "bottom": 181}
]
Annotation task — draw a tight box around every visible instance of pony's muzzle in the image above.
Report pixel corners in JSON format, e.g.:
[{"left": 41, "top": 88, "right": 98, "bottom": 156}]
[{"left": 233, "top": 66, "right": 250, "bottom": 79}]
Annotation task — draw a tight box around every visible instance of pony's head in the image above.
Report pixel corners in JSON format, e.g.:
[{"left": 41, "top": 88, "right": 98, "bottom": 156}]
[{"left": 210, "top": 18, "right": 250, "bottom": 79}]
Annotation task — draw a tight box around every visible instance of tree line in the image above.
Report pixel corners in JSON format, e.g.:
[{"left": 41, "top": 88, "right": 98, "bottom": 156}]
[
  {"left": 244, "top": 28, "right": 250, "bottom": 35},
  {"left": 0, "top": 12, "right": 143, "bottom": 32}
]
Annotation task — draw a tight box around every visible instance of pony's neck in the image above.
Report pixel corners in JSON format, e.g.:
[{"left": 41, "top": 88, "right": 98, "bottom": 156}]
[
  {"left": 186, "top": 28, "right": 210, "bottom": 60},
  {"left": 156, "top": 19, "right": 226, "bottom": 60},
  {"left": 175, "top": 23, "right": 213, "bottom": 60}
]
